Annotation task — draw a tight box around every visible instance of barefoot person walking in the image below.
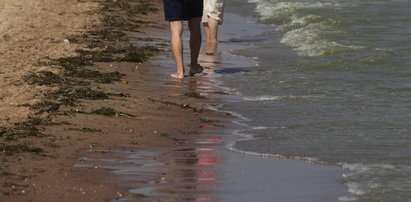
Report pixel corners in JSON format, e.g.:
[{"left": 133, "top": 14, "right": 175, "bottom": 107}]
[{"left": 163, "top": 0, "right": 204, "bottom": 79}]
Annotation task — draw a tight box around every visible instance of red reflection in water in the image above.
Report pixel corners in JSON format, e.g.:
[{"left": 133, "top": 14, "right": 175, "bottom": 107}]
[
  {"left": 196, "top": 195, "right": 217, "bottom": 201},
  {"left": 198, "top": 154, "right": 219, "bottom": 166},
  {"left": 192, "top": 137, "right": 222, "bottom": 200},
  {"left": 195, "top": 137, "right": 222, "bottom": 184}
]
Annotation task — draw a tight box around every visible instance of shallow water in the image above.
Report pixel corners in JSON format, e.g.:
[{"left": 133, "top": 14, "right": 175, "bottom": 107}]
[
  {"left": 214, "top": 0, "right": 411, "bottom": 201},
  {"left": 75, "top": 125, "right": 346, "bottom": 201}
]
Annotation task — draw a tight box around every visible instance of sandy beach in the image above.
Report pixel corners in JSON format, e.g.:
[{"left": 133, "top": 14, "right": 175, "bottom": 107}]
[
  {"left": 0, "top": 0, "right": 348, "bottom": 201},
  {"left": 0, "top": 0, "right": 220, "bottom": 200},
  {"left": 0, "top": 0, "right": 100, "bottom": 127}
]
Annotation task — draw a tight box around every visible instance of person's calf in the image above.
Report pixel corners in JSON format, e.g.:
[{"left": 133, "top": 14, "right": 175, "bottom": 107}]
[
  {"left": 169, "top": 21, "right": 185, "bottom": 79},
  {"left": 205, "top": 18, "right": 219, "bottom": 43}
]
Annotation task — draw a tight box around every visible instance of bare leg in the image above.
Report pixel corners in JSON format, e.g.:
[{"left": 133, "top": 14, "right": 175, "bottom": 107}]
[
  {"left": 204, "top": 24, "right": 211, "bottom": 43},
  {"left": 205, "top": 17, "right": 219, "bottom": 43},
  {"left": 205, "top": 41, "right": 218, "bottom": 55},
  {"left": 200, "top": 17, "right": 219, "bottom": 66},
  {"left": 188, "top": 17, "right": 204, "bottom": 75},
  {"left": 169, "top": 21, "right": 185, "bottom": 79}
]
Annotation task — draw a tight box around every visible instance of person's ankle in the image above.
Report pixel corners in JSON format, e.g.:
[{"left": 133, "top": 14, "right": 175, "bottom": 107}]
[
  {"left": 171, "top": 72, "right": 184, "bottom": 79},
  {"left": 189, "top": 64, "right": 204, "bottom": 76},
  {"left": 206, "top": 40, "right": 218, "bottom": 44},
  {"left": 190, "top": 63, "right": 200, "bottom": 68}
]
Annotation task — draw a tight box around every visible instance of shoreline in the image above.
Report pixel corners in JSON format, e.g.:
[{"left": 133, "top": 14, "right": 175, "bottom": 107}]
[{"left": 201, "top": 10, "right": 350, "bottom": 201}]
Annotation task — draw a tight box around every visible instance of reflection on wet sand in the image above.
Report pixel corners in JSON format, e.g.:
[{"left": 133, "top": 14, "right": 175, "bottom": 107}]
[
  {"left": 199, "top": 42, "right": 221, "bottom": 70},
  {"left": 74, "top": 129, "right": 225, "bottom": 201},
  {"left": 154, "top": 137, "right": 222, "bottom": 201}
]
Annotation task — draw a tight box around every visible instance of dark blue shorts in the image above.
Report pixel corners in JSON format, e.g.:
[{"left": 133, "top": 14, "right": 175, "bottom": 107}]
[{"left": 163, "top": 0, "right": 203, "bottom": 21}]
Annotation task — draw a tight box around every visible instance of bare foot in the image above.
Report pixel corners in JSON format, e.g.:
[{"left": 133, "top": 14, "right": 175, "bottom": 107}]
[
  {"left": 171, "top": 73, "right": 185, "bottom": 79},
  {"left": 189, "top": 64, "right": 204, "bottom": 76}
]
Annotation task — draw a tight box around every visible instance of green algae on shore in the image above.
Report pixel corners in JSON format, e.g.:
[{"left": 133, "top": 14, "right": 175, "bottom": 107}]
[
  {"left": 0, "top": 117, "right": 71, "bottom": 142},
  {"left": 51, "top": 87, "right": 109, "bottom": 105},
  {"left": 1, "top": 118, "right": 46, "bottom": 141},
  {"left": 67, "top": 128, "right": 103, "bottom": 133},
  {"left": 184, "top": 92, "right": 206, "bottom": 99},
  {"left": 25, "top": 71, "right": 63, "bottom": 86},
  {"left": 147, "top": 97, "right": 209, "bottom": 113},
  {"left": 0, "top": 144, "right": 43, "bottom": 156},
  {"left": 25, "top": 101, "right": 61, "bottom": 114},
  {"left": 91, "top": 107, "right": 135, "bottom": 117}
]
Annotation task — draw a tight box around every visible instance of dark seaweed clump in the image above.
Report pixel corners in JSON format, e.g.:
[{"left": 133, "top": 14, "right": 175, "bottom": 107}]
[
  {"left": 75, "top": 45, "right": 159, "bottom": 64},
  {"left": 184, "top": 92, "right": 206, "bottom": 99},
  {"left": 27, "top": 101, "right": 61, "bottom": 114},
  {"left": 91, "top": 107, "right": 135, "bottom": 117},
  {"left": 67, "top": 128, "right": 103, "bottom": 133},
  {"left": 0, "top": 144, "right": 43, "bottom": 156},
  {"left": 26, "top": 71, "right": 63, "bottom": 86},
  {"left": 147, "top": 97, "right": 208, "bottom": 113},
  {"left": 1, "top": 118, "right": 47, "bottom": 141},
  {"left": 51, "top": 87, "right": 109, "bottom": 105}
]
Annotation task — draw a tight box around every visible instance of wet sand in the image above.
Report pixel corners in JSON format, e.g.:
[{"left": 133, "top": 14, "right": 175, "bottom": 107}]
[{"left": 75, "top": 12, "right": 349, "bottom": 201}]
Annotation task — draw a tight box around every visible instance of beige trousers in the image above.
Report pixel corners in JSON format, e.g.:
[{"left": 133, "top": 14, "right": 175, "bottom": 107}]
[{"left": 202, "top": 0, "right": 225, "bottom": 25}]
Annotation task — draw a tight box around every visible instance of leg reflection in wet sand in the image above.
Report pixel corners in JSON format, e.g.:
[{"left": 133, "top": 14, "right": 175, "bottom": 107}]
[
  {"left": 199, "top": 42, "right": 220, "bottom": 70},
  {"left": 154, "top": 135, "right": 222, "bottom": 201}
]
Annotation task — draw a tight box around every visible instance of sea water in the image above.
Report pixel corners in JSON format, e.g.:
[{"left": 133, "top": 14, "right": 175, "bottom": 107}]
[{"left": 216, "top": 0, "right": 411, "bottom": 201}]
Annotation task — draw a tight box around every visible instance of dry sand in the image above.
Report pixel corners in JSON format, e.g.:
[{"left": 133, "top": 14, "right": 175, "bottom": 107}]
[{"left": 0, "top": 0, "right": 101, "bottom": 127}]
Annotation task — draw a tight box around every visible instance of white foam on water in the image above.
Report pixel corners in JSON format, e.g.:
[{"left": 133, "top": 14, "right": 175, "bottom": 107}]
[
  {"left": 231, "top": 129, "right": 254, "bottom": 138},
  {"left": 226, "top": 139, "right": 322, "bottom": 163},
  {"left": 338, "top": 196, "right": 358, "bottom": 201},
  {"left": 252, "top": 126, "right": 269, "bottom": 130},
  {"left": 248, "top": 0, "right": 338, "bottom": 20},
  {"left": 208, "top": 105, "right": 252, "bottom": 121},
  {"left": 247, "top": 0, "right": 363, "bottom": 57},
  {"left": 341, "top": 163, "right": 396, "bottom": 173},
  {"left": 337, "top": 162, "right": 408, "bottom": 198},
  {"left": 283, "top": 34, "right": 363, "bottom": 57},
  {"left": 346, "top": 182, "right": 366, "bottom": 196},
  {"left": 341, "top": 163, "right": 371, "bottom": 173},
  {"left": 209, "top": 74, "right": 243, "bottom": 97},
  {"left": 230, "top": 121, "right": 279, "bottom": 131},
  {"left": 243, "top": 95, "right": 282, "bottom": 101},
  {"left": 243, "top": 94, "right": 326, "bottom": 101},
  {"left": 280, "top": 23, "right": 363, "bottom": 57},
  {"left": 243, "top": 95, "right": 307, "bottom": 101}
]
